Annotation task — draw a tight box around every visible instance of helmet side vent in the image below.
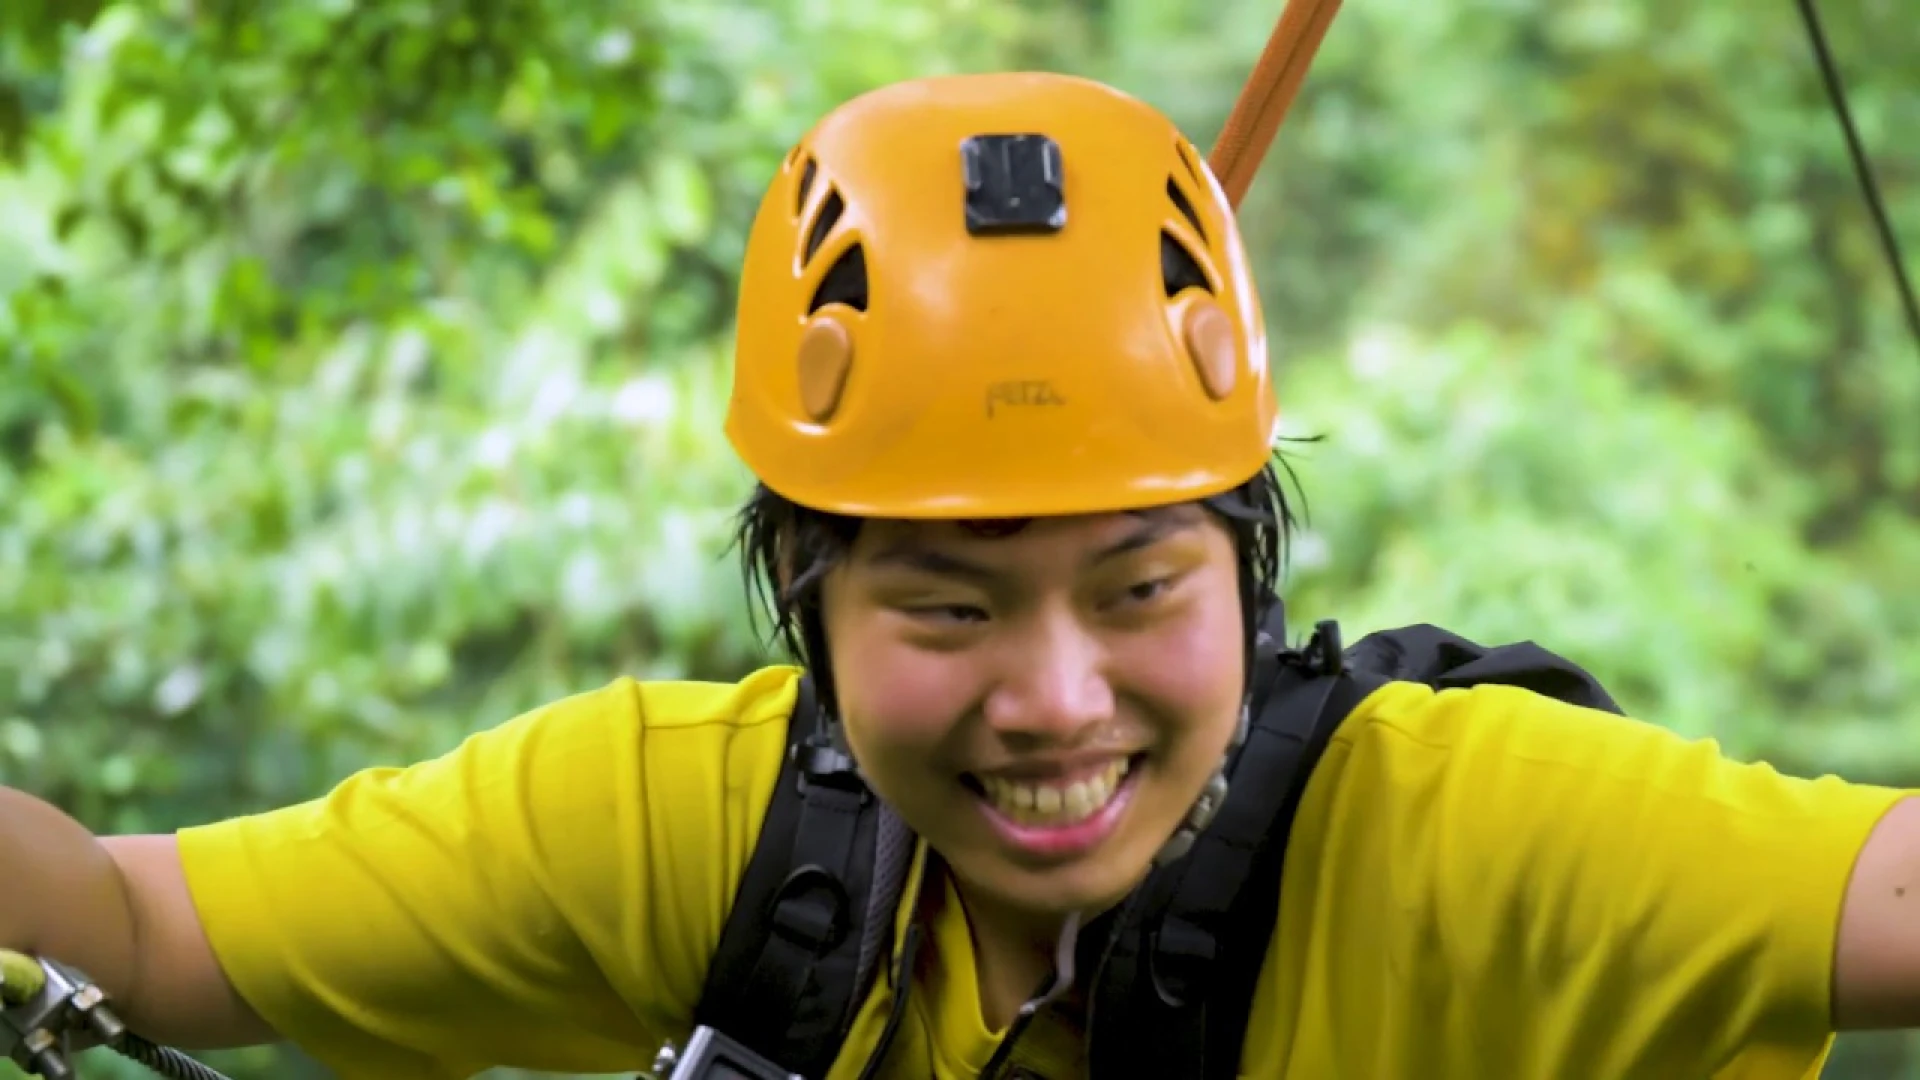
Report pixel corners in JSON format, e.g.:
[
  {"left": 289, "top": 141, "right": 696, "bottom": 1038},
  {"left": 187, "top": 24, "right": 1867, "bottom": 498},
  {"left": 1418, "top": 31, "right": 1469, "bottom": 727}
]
[
  {"left": 1161, "top": 231, "right": 1212, "bottom": 298},
  {"left": 803, "top": 189, "right": 846, "bottom": 265},
  {"left": 1166, "top": 177, "right": 1209, "bottom": 245},
  {"left": 795, "top": 156, "right": 819, "bottom": 215},
  {"left": 809, "top": 244, "right": 869, "bottom": 313},
  {"left": 1174, "top": 139, "right": 1206, "bottom": 184}
]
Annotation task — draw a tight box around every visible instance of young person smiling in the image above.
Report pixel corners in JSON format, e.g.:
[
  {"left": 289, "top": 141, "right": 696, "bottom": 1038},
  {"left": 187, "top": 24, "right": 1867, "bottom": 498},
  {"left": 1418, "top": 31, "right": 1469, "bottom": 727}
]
[
  {"left": 813, "top": 503, "right": 1249, "bottom": 1022},
  {"left": 5, "top": 71, "right": 1920, "bottom": 1080}
]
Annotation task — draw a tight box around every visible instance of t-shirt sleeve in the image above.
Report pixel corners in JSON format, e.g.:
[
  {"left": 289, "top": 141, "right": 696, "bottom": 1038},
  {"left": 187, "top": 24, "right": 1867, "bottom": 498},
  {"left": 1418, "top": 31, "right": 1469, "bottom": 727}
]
[
  {"left": 175, "top": 668, "right": 798, "bottom": 1079},
  {"left": 1365, "top": 682, "right": 1909, "bottom": 1078}
]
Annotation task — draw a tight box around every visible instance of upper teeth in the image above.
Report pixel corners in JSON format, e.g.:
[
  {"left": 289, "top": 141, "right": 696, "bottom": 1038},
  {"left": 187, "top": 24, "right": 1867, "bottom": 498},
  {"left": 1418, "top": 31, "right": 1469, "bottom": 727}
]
[{"left": 980, "top": 758, "right": 1131, "bottom": 826}]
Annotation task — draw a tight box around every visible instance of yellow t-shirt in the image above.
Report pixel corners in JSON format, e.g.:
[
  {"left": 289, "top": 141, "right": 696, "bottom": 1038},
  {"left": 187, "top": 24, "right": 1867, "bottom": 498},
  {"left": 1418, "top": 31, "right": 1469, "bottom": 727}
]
[{"left": 176, "top": 666, "right": 1907, "bottom": 1079}]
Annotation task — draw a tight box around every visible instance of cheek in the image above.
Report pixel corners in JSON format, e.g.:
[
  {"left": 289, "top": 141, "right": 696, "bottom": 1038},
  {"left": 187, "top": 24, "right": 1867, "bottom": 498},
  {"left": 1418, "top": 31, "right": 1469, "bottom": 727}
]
[
  {"left": 827, "top": 620, "right": 974, "bottom": 756},
  {"left": 1116, "top": 596, "right": 1246, "bottom": 719}
]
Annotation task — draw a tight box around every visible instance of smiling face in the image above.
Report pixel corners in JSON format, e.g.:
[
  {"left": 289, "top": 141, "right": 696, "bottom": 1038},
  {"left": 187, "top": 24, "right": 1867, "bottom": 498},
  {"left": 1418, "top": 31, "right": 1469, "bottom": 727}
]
[{"left": 817, "top": 505, "right": 1248, "bottom": 925}]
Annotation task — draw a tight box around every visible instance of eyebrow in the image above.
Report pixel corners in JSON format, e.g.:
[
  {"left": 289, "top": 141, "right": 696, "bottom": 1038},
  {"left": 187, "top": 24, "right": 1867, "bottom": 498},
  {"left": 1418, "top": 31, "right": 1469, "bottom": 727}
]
[{"left": 864, "top": 511, "right": 1200, "bottom": 582}]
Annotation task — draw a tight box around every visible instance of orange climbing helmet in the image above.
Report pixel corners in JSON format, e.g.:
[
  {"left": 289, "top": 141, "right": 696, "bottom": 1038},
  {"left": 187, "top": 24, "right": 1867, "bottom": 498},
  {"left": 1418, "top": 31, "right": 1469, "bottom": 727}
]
[{"left": 724, "top": 72, "right": 1278, "bottom": 520}]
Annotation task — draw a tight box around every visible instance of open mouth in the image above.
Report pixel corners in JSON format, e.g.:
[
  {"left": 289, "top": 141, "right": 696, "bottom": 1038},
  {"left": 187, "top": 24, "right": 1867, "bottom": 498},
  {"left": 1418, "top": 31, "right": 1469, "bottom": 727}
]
[{"left": 961, "top": 754, "right": 1147, "bottom": 829}]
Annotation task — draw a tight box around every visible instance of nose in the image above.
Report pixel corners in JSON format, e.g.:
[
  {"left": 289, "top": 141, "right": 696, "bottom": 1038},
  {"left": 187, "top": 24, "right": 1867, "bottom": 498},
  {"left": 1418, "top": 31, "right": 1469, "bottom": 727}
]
[{"left": 981, "top": 610, "right": 1116, "bottom": 744}]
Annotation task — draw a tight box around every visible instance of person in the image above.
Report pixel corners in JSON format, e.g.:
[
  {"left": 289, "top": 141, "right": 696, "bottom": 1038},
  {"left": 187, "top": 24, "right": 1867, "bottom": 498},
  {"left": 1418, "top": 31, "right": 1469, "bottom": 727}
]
[{"left": 5, "top": 70, "right": 1920, "bottom": 1080}]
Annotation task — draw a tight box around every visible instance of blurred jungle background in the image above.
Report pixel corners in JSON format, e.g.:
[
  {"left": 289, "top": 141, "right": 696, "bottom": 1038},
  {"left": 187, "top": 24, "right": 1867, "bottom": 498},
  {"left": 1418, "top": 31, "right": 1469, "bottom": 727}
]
[{"left": 2, "top": 0, "right": 1917, "bottom": 1076}]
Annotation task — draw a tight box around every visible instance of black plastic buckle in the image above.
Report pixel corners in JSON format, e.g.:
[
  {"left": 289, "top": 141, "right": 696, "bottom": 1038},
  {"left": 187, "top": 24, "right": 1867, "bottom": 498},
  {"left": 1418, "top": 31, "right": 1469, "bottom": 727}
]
[
  {"left": 768, "top": 864, "right": 853, "bottom": 954},
  {"left": 1308, "top": 619, "right": 1345, "bottom": 676},
  {"left": 791, "top": 733, "right": 869, "bottom": 801}
]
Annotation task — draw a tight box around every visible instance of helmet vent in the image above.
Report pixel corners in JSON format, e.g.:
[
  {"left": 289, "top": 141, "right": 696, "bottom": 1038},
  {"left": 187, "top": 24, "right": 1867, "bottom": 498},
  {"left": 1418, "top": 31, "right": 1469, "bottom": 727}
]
[
  {"left": 803, "top": 189, "right": 846, "bottom": 266},
  {"left": 1161, "top": 231, "right": 1212, "bottom": 298},
  {"left": 1174, "top": 139, "right": 1205, "bottom": 184},
  {"left": 1166, "top": 177, "right": 1208, "bottom": 244},
  {"left": 795, "top": 157, "right": 819, "bottom": 215},
  {"left": 810, "top": 244, "right": 869, "bottom": 313}
]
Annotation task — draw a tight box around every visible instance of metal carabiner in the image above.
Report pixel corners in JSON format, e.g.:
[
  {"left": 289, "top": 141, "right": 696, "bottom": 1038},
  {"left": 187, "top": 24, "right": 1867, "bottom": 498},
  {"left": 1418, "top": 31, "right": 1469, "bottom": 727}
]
[
  {"left": 1, "top": 951, "right": 124, "bottom": 1080},
  {"left": 0, "top": 950, "right": 234, "bottom": 1080}
]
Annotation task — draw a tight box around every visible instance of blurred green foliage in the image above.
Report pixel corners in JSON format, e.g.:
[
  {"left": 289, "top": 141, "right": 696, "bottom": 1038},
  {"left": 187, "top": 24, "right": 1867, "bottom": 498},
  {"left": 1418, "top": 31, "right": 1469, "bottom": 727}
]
[{"left": 2, "top": 0, "right": 1917, "bottom": 1076}]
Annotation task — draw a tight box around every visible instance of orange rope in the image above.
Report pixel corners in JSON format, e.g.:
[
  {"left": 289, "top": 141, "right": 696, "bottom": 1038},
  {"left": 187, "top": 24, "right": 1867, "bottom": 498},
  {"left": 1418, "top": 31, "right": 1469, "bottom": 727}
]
[{"left": 1207, "top": 0, "right": 1343, "bottom": 209}]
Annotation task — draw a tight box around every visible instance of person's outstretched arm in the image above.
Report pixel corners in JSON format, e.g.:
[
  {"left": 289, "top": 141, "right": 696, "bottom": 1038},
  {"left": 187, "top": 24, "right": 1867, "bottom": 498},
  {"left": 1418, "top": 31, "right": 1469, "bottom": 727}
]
[
  {"left": 4, "top": 670, "right": 797, "bottom": 1078},
  {"left": 1835, "top": 796, "right": 1920, "bottom": 1028},
  {"left": 0, "top": 789, "right": 273, "bottom": 1048}
]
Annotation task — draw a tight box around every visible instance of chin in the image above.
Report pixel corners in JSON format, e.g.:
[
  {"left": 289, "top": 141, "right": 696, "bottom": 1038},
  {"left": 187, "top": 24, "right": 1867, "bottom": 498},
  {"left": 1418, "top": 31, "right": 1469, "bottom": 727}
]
[{"left": 962, "top": 847, "right": 1157, "bottom": 922}]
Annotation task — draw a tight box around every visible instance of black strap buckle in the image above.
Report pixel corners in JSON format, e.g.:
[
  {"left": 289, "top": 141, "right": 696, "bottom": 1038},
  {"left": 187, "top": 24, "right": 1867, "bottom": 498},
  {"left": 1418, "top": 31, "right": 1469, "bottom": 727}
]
[
  {"left": 1307, "top": 619, "right": 1345, "bottom": 676},
  {"left": 768, "top": 865, "right": 853, "bottom": 953},
  {"left": 792, "top": 733, "right": 869, "bottom": 800}
]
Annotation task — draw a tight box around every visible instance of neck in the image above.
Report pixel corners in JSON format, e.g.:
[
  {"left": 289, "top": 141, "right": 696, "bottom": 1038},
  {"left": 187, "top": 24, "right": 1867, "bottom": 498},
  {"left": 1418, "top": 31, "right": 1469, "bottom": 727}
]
[{"left": 951, "top": 885, "right": 1078, "bottom": 1031}]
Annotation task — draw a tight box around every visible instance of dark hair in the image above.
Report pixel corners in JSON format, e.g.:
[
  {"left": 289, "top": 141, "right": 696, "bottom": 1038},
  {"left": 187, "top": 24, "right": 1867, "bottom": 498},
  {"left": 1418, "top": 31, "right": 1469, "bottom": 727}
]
[{"left": 730, "top": 449, "right": 1309, "bottom": 714}]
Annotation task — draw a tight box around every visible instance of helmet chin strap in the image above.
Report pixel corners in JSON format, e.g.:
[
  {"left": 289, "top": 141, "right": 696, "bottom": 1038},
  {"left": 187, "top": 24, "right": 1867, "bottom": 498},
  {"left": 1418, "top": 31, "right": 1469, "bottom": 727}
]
[
  {"left": 1152, "top": 695, "right": 1251, "bottom": 866},
  {"left": 827, "top": 712, "right": 855, "bottom": 758},
  {"left": 1149, "top": 511, "right": 1273, "bottom": 868}
]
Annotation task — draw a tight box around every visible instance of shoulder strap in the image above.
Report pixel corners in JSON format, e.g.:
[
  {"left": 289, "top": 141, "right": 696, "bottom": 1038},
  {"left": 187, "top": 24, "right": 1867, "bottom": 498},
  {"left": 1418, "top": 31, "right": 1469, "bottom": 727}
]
[
  {"left": 1087, "top": 613, "right": 1630, "bottom": 1079},
  {"left": 692, "top": 674, "right": 913, "bottom": 1079},
  {"left": 1085, "top": 611, "right": 1372, "bottom": 1080},
  {"left": 1344, "top": 622, "right": 1624, "bottom": 713}
]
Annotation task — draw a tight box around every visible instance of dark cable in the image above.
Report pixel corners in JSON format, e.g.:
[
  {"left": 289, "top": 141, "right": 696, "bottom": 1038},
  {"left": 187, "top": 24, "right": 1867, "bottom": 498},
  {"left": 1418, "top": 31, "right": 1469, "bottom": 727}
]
[
  {"left": 1793, "top": 0, "right": 1920, "bottom": 356},
  {"left": 117, "top": 1034, "right": 236, "bottom": 1080}
]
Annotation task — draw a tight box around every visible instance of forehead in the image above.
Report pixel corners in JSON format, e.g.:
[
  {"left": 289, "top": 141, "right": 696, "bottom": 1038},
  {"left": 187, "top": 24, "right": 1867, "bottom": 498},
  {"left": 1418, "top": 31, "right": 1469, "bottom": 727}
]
[{"left": 850, "top": 505, "right": 1218, "bottom": 569}]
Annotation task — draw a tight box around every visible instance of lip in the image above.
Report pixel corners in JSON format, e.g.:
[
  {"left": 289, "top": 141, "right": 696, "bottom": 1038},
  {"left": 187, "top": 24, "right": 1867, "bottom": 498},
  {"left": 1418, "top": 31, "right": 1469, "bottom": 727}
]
[{"left": 971, "top": 760, "right": 1143, "bottom": 862}]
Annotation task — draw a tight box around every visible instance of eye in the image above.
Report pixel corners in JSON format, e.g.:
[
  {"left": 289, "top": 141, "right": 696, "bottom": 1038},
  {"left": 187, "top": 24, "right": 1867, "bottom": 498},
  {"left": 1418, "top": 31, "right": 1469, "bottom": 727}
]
[
  {"left": 907, "top": 603, "right": 991, "bottom": 625},
  {"left": 1117, "top": 575, "right": 1177, "bottom": 607}
]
